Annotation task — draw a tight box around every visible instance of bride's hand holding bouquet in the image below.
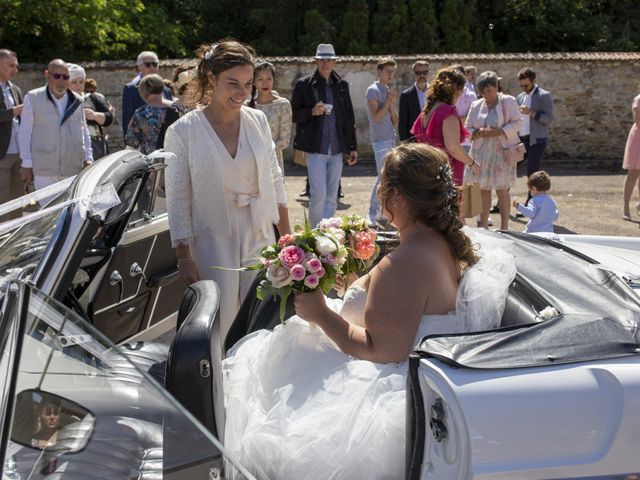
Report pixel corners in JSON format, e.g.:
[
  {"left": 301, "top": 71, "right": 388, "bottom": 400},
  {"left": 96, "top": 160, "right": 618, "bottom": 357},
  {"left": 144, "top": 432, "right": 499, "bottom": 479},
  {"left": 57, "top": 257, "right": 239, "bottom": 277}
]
[{"left": 247, "top": 214, "right": 379, "bottom": 322}]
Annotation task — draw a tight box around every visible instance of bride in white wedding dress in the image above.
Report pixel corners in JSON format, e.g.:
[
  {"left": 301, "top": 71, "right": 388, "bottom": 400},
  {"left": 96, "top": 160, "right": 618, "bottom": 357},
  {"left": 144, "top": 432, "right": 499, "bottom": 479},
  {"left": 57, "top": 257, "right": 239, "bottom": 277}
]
[{"left": 222, "top": 143, "right": 516, "bottom": 480}]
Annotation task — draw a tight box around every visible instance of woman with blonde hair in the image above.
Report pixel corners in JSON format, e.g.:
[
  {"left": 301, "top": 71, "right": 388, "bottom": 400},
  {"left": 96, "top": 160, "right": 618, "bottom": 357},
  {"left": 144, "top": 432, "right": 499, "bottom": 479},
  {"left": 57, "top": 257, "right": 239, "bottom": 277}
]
[
  {"left": 164, "top": 40, "right": 290, "bottom": 340},
  {"left": 411, "top": 66, "right": 481, "bottom": 185}
]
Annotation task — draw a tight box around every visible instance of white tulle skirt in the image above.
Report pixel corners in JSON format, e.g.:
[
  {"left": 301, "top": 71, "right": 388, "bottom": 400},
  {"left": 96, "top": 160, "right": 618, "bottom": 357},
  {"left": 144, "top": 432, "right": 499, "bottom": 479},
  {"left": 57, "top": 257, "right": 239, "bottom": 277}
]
[{"left": 223, "top": 316, "right": 410, "bottom": 480}]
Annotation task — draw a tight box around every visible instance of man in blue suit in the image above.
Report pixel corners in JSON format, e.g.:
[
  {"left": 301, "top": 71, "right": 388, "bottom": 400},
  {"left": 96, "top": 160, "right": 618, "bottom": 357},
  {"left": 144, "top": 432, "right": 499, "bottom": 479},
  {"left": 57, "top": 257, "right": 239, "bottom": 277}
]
[
  {"left": 398, "top": 60, "right": 429, "bottom": 142},
  {"left": 517, "top": 67, "right": 553, "bottom": 206},
  {"left": 121, "top": 51, "right": 172, "bottom": 139}
]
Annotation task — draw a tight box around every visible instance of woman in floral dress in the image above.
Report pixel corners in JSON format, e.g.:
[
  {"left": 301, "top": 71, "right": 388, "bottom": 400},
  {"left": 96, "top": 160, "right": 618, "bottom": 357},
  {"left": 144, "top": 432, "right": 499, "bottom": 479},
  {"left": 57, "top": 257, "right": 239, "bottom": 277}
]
[{"left": 465, "top": 71, "right": 522, "bottom": 230}]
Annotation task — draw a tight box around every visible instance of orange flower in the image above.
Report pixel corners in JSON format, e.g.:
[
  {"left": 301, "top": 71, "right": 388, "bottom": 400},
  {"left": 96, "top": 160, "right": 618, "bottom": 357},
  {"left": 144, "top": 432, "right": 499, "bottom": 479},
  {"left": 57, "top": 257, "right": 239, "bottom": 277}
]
[{"left": 354, "top": 230, "right": 377, "bottom": 260}]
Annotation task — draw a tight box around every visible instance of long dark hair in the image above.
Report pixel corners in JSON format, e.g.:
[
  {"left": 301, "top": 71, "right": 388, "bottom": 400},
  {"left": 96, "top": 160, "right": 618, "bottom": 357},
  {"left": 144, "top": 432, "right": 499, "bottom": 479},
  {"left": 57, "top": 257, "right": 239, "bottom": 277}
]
[
  {"left": 380, "top": 143, "right": 478, "bottom": 267},
  {"left": 187, "top": 38, "right": 255, "bottom": 108},
  {"left": 248, "top": 61, "right": 276, "bottom": 109}
]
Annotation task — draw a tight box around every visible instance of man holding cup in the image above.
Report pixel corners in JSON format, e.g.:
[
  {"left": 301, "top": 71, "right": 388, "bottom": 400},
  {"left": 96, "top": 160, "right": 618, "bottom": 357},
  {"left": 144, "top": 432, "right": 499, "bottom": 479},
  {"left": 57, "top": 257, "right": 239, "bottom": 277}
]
[{"left": 291, "top": 43, "right": 357, "bottom": 226}]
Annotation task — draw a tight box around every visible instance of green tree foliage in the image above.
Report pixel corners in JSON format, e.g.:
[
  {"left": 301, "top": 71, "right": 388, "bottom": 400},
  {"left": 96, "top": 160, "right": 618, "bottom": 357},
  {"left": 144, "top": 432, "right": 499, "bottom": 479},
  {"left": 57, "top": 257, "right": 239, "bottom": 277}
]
[
  {"left": 406, "top": 0, "right": 438, "bottom": 53},
  {"left": 299, "top": 9, "right": 336, "bottom": 55},
  {"left": 337, "top": 0, "right": 370, "bottom": 54},
  {"left": 371, "top": 0, "right": 410, "bottom": 54},
  {"left": 0, "top": 0, "right": 185, "bottom": 62},
  {"left": 0, "top": 0, "right": 638, "bottom": 62}
]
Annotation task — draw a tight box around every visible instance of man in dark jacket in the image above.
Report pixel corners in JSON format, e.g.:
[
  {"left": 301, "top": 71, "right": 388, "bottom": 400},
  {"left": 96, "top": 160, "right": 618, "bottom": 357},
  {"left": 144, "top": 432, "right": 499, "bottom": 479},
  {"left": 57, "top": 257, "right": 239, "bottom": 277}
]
[
  {"left": 398, "top": 60, "right": 429, "bottom": 142},
  {"left": 0, "top": 49, "right": 23, "bottom": 221},
  {"left": 291, "top": 43, "right": 357, "bottom": 226}
]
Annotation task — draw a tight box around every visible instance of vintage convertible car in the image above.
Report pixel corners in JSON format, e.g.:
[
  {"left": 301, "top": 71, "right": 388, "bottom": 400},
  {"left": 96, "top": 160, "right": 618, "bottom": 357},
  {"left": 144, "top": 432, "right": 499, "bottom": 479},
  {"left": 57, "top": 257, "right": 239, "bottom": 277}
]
[{"left": 1, "top": 150, "right": 640, "bottom": 479}]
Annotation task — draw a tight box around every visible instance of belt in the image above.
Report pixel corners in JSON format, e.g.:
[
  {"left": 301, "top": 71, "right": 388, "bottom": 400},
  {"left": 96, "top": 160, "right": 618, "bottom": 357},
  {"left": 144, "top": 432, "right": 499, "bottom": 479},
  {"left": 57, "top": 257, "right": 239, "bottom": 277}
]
[{"left": 226, "top": 191, "right": 270, "bottom": 238}]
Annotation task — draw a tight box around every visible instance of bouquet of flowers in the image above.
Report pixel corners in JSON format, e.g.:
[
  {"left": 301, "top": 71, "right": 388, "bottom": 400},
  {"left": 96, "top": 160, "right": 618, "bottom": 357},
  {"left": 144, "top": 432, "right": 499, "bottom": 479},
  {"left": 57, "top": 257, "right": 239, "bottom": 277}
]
[
  {"left": 248, "top": 214, "right": 379, "bottom": 322},
  {"left": 317, "top": 214, "right": 380, "bottom": 284}
]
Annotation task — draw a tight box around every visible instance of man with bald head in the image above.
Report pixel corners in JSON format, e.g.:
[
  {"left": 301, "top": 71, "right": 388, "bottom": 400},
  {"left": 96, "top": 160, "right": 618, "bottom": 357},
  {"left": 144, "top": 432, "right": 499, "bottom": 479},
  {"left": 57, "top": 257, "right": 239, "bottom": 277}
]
[
  {"left": 0, "top": 49, "right": 24, "bottom": 220},
  {"left": 19, "top": 59, "right": 93, "bottom": 191}
]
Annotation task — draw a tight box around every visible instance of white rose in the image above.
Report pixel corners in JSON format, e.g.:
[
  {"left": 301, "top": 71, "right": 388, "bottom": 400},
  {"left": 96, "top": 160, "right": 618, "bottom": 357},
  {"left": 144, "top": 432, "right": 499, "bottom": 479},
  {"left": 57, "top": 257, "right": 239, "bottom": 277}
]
[
  {"left": 266, "top": 263, "right": 292, "bottom": 288},
  {"left": 537, "top": 306, "right": 560, "bottom": 320},
  {"left": 316, "top": 236, "right": 337, "bottom": 256}
]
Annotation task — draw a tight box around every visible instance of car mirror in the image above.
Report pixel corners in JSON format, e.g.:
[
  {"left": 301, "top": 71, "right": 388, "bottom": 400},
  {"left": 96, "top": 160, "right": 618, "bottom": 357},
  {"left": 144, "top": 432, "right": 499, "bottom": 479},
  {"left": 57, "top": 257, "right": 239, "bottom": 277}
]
[{"left": 10, "top": 389, "right": 95, "bottom": 453}]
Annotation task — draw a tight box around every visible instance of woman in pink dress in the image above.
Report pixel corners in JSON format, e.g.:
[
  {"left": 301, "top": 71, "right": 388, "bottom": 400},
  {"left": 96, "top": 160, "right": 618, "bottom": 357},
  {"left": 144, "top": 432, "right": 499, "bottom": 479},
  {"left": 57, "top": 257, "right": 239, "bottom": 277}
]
[
  {"left": 623, "top": 93, "right": 640, "bottom": 220},
  {"left": 411, "top": 66, "right": 481, "bottom": 185}
]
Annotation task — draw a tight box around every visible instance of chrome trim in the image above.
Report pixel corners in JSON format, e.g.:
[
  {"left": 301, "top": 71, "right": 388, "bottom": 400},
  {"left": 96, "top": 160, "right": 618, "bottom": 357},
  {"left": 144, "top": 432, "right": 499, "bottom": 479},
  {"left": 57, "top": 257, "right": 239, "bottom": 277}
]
[
  {"left": 120, "top": 214, "right": 169, "bottom": 246},
  {"left": 146, "top": 287, "right": 161, "bottom": 327},
  {"left": 120, "top": 312, "right": 177, "bottom": 343}
]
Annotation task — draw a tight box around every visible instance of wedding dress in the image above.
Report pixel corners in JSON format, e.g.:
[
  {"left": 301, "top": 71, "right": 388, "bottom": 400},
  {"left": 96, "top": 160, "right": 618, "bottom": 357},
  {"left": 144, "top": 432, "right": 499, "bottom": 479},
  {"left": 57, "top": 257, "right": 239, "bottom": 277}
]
[{"left": 222, "top": 233, "right": 516, "bottom": 480}]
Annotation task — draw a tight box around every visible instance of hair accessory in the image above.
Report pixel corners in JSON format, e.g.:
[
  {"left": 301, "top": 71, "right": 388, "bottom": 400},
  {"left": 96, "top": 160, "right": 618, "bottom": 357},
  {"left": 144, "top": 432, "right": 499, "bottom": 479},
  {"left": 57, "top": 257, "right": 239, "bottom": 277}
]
[{"left": 204, "top": 44, "right": 218, "bottom": 61}]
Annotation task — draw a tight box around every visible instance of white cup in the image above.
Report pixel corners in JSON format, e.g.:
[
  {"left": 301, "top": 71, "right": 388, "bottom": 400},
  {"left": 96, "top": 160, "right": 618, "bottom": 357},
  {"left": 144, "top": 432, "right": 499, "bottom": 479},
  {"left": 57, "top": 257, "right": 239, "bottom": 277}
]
[{"left": 324, "top": 104, "right": 333, "bottom": 115}]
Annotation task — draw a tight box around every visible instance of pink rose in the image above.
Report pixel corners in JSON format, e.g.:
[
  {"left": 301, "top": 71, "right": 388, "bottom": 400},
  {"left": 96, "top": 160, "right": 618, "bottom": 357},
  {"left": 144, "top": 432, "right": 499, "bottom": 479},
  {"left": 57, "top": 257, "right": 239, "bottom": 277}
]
[
  {"left": 306, "top": 257, "right": 323, "bottom": 273},
  {"left": 304, "top": 275, "right": 320, "bottom": 289},
  {"left": 290, "top": 264, "right": 306, "bottom": 281},
  {"left": 266, "top": 263, "right": 292, "bottom": 288},
  {"left": 278, "top": 234, "right": 295, "bottom": 248},
  {"left": 279, "top": 245, "right": 305, "bottom": 268},
  {"left": 316, "top": 267, "right": 325, "bottom": 278}
]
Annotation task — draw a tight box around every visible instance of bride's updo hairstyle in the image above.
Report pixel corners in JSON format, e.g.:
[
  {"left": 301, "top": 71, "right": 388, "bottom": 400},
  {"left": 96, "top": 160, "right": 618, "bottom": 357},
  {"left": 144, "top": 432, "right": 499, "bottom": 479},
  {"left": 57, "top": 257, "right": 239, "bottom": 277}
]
[
  {"left": 187, "top": 39, "right": 256, "bottom": 107},
  {"left": 380, "top": 143, "right": 478, "bottom": 267}
]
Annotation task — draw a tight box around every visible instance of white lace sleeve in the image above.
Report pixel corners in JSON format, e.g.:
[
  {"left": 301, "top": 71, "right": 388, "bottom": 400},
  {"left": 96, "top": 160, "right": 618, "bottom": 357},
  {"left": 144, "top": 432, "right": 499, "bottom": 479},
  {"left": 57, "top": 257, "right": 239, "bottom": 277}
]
[
  {"left": 262, "top": 114, "right": 288, "bottom": 206},
  {"left": 456, "top": 228, "right": 517, "bottom": 331},
  {"left": 164, "top": 125, "right": 195, "bottom": 247}
]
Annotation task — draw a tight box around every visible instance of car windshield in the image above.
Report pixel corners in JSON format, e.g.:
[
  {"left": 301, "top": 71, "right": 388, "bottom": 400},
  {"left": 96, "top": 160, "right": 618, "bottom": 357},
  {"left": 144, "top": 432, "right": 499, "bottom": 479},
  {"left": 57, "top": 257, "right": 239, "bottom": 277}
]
[
  {"left": 0, "top": 189, "right": 73, "bottom": 303},
  {"left": 2, "top": 282, "right": 256, "bottom": 479}
]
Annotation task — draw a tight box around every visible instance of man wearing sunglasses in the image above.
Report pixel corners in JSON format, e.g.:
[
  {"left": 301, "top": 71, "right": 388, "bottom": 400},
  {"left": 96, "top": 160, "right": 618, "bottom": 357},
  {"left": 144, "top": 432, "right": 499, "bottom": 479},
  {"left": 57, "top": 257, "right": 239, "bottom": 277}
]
[
  {"left": 122, "top": 51, "right": 172, "bottom": 138},
  {"left": 18, "top": 59, "right": 93, "bottom": 191},
  {"left": 398, "top": 60, "right": 429, "bottom": 142}
]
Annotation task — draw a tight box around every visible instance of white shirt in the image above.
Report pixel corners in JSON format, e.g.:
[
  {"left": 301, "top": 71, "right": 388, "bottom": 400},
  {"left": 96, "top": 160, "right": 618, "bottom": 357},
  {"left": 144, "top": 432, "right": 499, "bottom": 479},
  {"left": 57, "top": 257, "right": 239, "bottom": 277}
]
[
  {"left": 520, "top": 89, "right": 534, "bottom": 136},
  {"left": 1, "top": 80, "right": 20, "bottom": 154},
  {"left": 415, "top": 83, "right": 427, "bottom": 110},
  {"left": 19, "top": 89, "right": 93, "bottom": 168},
  {"left": 456, "top": 86, "right": 477, "bottom": 147}
]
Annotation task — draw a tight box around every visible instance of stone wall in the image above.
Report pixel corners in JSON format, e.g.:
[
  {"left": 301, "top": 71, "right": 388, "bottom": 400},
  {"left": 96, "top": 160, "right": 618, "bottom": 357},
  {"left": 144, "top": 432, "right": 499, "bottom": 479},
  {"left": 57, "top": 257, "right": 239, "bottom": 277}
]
[{"left": 16, "top": 53, "right": 640, "bottom": 165}]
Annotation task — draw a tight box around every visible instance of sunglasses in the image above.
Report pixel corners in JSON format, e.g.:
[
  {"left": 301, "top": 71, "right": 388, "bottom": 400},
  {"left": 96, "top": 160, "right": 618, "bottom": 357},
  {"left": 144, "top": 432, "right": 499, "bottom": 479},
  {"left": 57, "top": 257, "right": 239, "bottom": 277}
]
[
  {"left": 414, "top": 70, "right": 429, "bottom": 75},
  {"left": 143, "top": 61, "right": 159, "bottom": 68},
  {"left": 50, "top": 73, "right": 70, "bottom": 80}
]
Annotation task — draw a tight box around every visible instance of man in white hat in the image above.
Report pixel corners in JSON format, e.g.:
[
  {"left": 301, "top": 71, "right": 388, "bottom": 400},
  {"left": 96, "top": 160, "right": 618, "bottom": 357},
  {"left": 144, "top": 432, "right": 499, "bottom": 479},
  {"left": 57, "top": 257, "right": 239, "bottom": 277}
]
[
  {"left": 291, "top": 43, "right": 357, "bottom": 227},
  {"left": 18, "top": 59, "right": 93, "bottom": 191}
]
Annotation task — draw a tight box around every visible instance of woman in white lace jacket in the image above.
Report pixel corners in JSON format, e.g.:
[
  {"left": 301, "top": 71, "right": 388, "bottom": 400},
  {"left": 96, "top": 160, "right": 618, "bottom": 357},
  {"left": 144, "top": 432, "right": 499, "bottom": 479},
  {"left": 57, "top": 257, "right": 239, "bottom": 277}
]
[{"left": 164, "top": 40, "right": 290, "bottom": 340}]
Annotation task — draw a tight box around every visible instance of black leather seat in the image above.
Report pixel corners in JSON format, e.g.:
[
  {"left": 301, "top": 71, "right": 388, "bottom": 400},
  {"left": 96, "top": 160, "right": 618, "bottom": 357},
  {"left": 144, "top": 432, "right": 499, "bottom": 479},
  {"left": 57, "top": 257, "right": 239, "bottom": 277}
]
[{"left": 165, "top": 280, "right": 225, "bottom": 439}]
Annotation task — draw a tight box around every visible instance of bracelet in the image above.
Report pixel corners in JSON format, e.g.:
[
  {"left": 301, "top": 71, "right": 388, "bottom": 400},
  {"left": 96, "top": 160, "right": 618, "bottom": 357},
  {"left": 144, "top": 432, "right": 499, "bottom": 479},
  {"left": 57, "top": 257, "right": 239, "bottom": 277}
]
[{"left": 468, "top": 160, "right": 476, "bottom": 167}]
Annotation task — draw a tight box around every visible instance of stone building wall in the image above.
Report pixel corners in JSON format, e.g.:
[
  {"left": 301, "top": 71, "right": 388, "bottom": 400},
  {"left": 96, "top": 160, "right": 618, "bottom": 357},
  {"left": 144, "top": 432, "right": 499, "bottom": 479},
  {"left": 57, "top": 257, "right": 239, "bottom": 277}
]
[{"left": 16, "top": 53, "right": 640, "bottom": 165}]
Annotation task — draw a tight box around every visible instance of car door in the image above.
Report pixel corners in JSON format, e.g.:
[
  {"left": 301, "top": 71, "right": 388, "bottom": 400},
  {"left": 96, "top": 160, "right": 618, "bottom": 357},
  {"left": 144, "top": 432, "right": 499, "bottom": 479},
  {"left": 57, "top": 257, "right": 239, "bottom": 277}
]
[{"left": 85, "top": 166, "right": 186, "bottom": 344}]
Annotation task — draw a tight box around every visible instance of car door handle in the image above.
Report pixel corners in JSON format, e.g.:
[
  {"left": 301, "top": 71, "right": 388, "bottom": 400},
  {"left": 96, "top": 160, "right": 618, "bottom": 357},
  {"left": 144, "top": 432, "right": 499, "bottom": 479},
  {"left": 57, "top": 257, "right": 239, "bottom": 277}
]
[{"left": 110, "top": 270, "right": 124, "bottom": 303}]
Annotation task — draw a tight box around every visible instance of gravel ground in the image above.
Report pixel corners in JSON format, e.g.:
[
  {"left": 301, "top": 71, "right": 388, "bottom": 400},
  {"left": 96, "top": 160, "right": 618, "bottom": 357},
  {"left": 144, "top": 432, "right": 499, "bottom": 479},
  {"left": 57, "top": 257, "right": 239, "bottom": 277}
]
[{"left": 283, "top": 163, "right": 639, "bottom": 237}]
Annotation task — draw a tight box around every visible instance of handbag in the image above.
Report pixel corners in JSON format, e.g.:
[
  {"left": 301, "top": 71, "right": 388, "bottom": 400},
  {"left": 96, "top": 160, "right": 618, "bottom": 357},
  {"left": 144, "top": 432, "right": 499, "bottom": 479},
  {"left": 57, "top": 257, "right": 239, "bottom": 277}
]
[
  {"left": 500, "top": 98, "right": 526, "bottom": 167},
  {"left": 460, "top": 183, "right": 482, "bottom": 218}
]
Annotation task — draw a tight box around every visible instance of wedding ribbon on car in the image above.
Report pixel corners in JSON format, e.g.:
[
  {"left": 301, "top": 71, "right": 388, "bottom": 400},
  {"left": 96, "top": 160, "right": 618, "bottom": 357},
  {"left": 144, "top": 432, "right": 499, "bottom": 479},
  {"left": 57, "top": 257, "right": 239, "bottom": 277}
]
[{"left": 0, "top": 178, "right": 121, "bottom": 237}]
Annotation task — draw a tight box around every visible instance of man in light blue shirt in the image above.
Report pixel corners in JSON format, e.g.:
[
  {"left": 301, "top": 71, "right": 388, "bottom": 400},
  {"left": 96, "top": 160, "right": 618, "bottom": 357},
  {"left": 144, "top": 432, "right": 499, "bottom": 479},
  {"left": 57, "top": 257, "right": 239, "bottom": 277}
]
[{"left": 365, "top": 57, "right": 397, "bottom": 227}]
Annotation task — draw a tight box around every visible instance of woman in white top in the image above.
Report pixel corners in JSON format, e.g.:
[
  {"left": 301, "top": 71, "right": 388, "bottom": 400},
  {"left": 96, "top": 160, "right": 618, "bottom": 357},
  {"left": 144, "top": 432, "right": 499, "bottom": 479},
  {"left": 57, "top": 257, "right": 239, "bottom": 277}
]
[
  {"left": 248, "top": 61, "right": 292, "bottom": 172},
  {"left": 465, "top": 71, "right": 522, "bottom": 230},
  {"left": 164, "top": 40, "right": 290, "bottom": 341}
]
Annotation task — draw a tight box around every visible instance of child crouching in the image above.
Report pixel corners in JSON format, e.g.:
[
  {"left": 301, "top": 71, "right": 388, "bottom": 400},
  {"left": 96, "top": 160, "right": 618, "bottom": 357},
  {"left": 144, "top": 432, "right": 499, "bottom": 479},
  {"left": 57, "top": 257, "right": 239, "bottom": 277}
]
[{"left": 512, "top": 170, "right": 559, "bottom": 233}]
